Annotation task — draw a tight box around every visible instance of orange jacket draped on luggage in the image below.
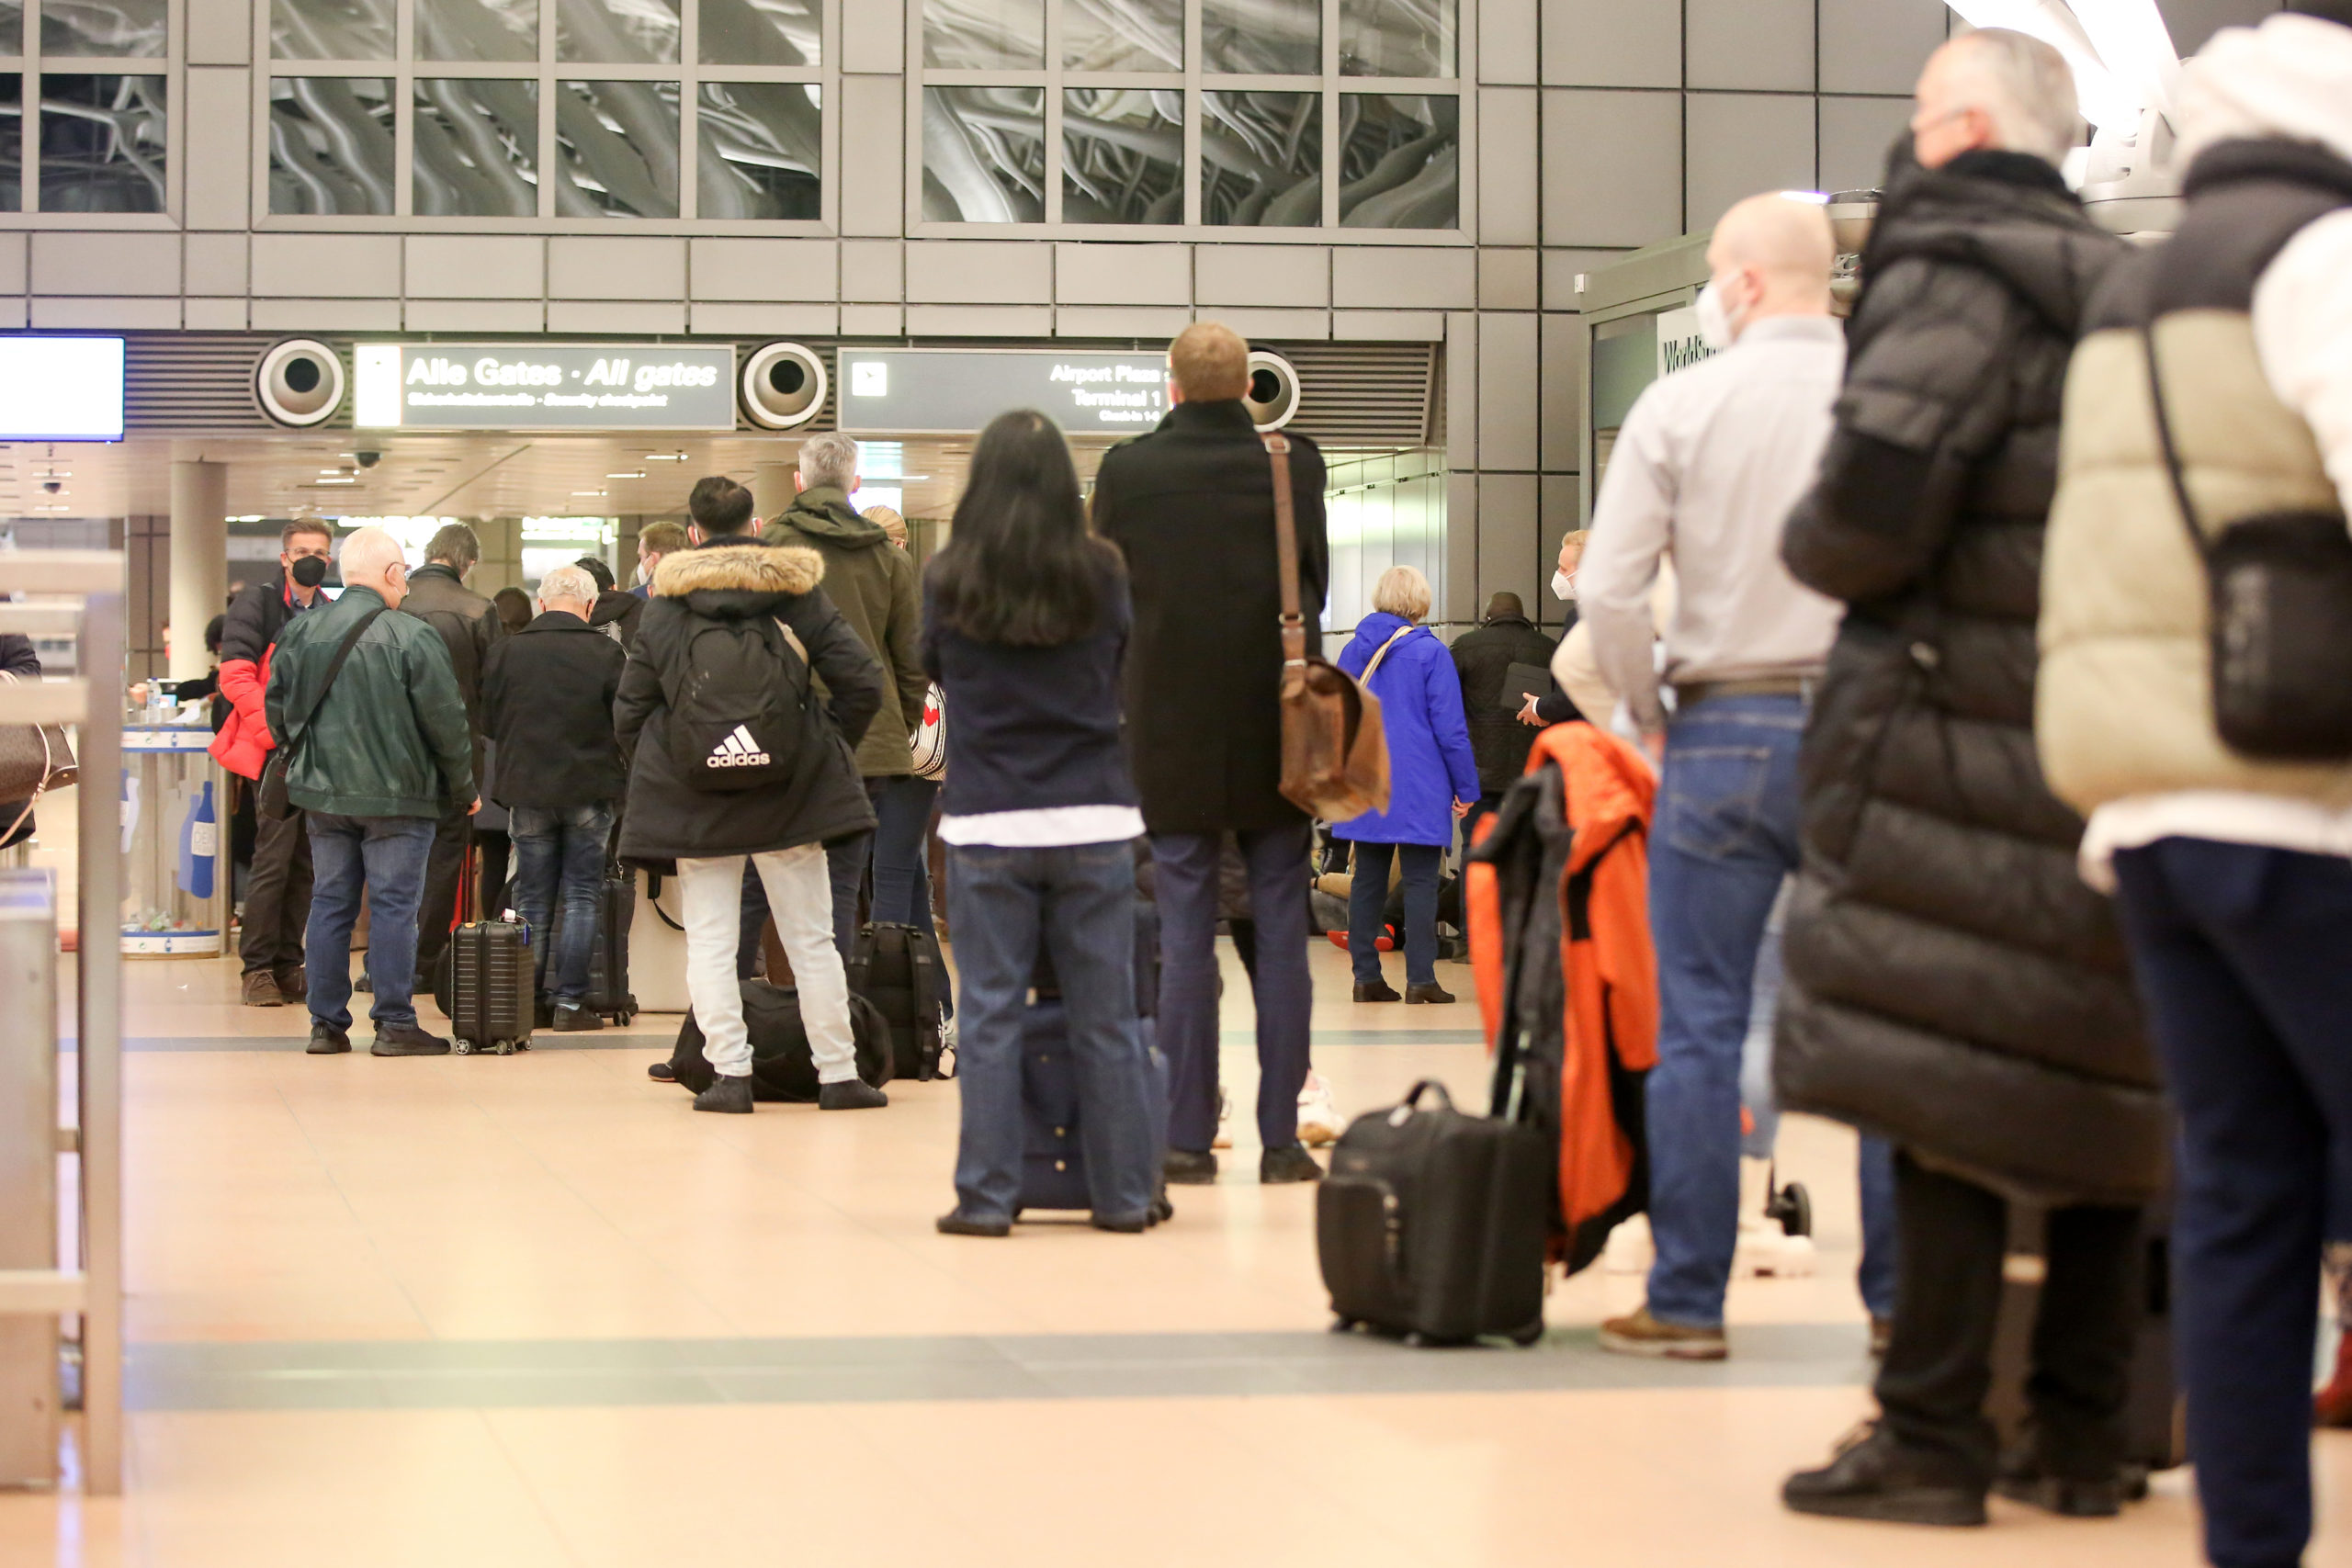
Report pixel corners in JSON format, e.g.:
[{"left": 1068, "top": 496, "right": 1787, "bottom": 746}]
[{"left": 1468, "top": 723, "right": 1657, "bottom": 1248}]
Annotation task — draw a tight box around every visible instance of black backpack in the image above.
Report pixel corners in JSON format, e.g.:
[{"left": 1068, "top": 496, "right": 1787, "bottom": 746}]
[
  {"left": 660, "top": 613, "right": 812, "bottom": 791},
  {"left": 847, "top": 921, "right": 950, "bottom": 1080}
]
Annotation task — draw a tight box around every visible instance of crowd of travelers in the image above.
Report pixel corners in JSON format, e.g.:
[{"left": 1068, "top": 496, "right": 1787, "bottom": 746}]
[{"left": 180, "top": 6, "right": 2352, "bottom": 1561}]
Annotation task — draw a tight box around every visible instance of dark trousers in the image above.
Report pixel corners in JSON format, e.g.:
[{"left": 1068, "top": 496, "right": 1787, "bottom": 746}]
[
  {"left": 870, "top": 774, "right": 939, "bottom": 942},
  {"left": 1154, "top": 820, "right": 1313, "bottom": 1153},
  {"left": 477, "top": 828, "right": 511, "bottom": 918},
  {"left": 304, "top": 812, "right": 436, "bottom": 1031},
  {"left": 413, "top": 796, "right": 472, "bottom": 974},
  {"left": 2112, "top": 838, "right": 2352, "bottom": 1568},
  {"left": 1874, "top": 1149, "right": 2140, "bottom": 1488},
  {"left": 1343, "top": 840, "right": 1442, "bottom": 987},
  {"left": 239, "top": 773, "right": 312, "bottom": 976}
]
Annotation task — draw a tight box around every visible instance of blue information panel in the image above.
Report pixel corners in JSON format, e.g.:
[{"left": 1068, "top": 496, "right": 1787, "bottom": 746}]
[{"left": 834, "top": 348, "right": 1170, "bottom": 436}]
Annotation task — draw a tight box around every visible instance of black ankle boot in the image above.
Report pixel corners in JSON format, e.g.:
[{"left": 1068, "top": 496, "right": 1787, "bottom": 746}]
[{"left": 1352, "top": 978, "right": 1402, "bottom": 1002}]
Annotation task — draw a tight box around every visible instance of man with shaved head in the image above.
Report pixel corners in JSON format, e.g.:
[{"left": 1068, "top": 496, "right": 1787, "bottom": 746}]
[
  {"left": 266, "top": 524, "right": 480, "bottom": 1058},
  {"left": 1580, "top": 192, "right": 1869, "bottom": 1367}
]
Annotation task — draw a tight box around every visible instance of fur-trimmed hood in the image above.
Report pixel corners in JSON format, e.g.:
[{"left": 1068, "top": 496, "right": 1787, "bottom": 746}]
[{"left": 652, "top": 540, "right": 824, "bottom": 598}]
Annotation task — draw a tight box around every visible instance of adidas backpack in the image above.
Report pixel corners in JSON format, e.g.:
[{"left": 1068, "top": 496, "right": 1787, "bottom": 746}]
[{"left": 661, "top": 614, "right": 813, "bottom": 792}]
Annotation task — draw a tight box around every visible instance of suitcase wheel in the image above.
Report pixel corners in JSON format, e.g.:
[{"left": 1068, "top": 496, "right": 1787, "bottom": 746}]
[
  {"left": 495, "top": 1039, "right": 516, "bottom": 1056},
  {"left": 454, "top": 1039, "right": 473, "bottom": 1055},
  {"left": 1769, "top": 1180, "right": 1814, "bottom": 1238},
  {"left": 1506, "top": 1320, "right": 1545, "bottom": 1348}
]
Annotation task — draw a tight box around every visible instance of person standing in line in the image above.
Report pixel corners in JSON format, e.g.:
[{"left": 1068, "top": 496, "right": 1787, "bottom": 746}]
[
  {"left": 1329, "top": 565, "right": 1477, "bottom": 1006},
  {"left": 862, "top": 502, "right": 944, "bottom": 953},
  {"left": 1094, "top": 321, "right": 1329, "bottom": 1187},
  {"left": 923, "top": 411, "right": 1159, "bottom": 1235},
  {"left": 1771, "top": 31, "right": 2159, "bottom": 1526},
  {"left": 616, "top": 478, "right": 890, "bottom": 1115},
  {"left": 1450, "top": 590, "right": 1559, "bottom": 842},
  {"left": 1574, "top": 193, "right": 1851, "bottom": 1362},
  {"left": 476, "top": 587, "right": 535, "bottom": 912},
  {"left": 213, "top": 519, "right": 337, "bottom": 1008},
  {"left": 266, "top": 527, "right": 478, "bottom": 1058},
  {"left": 397, "top": 523, "right": 503, "bottom": 989},
  {"left": 481, "top": 564, "right": 626, "bottom": 1032},
  {"left": 577, "top": 555, "right": 644, "bottom": 649},
  {"left": 757, "top": 432, "right": 930, "bottom": 959},
  {"left": 628, "top": 522, "right": 687, "bottom": 604},
  {"left": 2037, "top": 8, "right": 2352, "bottom": 1562}
]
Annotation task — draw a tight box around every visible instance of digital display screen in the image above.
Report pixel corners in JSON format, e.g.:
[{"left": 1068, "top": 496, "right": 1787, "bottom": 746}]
[
  {"left": 353, "top": 343, "right": 738, "bottom": 430},
  {"left": 835, "top": 348, "right": 1170, "bottom": 436},
  {"left": 0, "top": 336, "right": 125, "bottom": 440}
]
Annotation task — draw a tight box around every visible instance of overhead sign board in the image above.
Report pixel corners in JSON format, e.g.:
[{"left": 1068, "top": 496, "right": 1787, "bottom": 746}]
[
  {"left": 0, "top": 336, "right": 124, "bottom": 440},
  {"left": 353, "top": 343, "right": 737, "bottom": 430},
  {"left": 834, "top": 348, "right": 1169, "bottom": 436}
]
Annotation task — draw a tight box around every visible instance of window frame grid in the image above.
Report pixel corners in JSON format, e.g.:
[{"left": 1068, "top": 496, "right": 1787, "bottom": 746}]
[
  {"left": 0, "top": 0, "right": 183, "bottom": 227},
  {"left": 253, "top": 0, "right": 834, "bottom": 231},
  {"left": 909, "top": 0, "right": 1471, "bottom": 243}
]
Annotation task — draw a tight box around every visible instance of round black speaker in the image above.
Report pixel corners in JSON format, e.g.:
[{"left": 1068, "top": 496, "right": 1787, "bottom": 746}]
[
  {"left": 1242, "top": 350, "right": 1300, "bottom": 432},
  {"left": 741, "top": 342, "right": 829, "bottom": 429},
  {"left": 255, "top": 339, "right": 345, "bottom": 427}
]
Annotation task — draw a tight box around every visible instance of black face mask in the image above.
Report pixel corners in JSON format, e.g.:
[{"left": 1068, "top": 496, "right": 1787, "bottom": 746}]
[{"left": 289, "top": 556, "right": 329, "bottom": 589}]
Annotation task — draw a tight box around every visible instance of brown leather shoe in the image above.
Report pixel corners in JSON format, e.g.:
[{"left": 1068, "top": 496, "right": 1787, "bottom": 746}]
[
  {"left": 1598, "top": 1304, "right": 1727, "bottom": 1361},
  {"left": 240, "top": 969, "right": 285, "bottom": 1008},
  {"left": 1404, "top": 981, "right": 1457, "bottom": 1005},
  {"left": 274, "top": 964, "right": 307, "bottom": 1001}
]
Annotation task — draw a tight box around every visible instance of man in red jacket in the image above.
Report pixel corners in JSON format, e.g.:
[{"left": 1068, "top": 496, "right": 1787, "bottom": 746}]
[{"left": 211, "top": 519, "right": 334, "bottom": 1007}]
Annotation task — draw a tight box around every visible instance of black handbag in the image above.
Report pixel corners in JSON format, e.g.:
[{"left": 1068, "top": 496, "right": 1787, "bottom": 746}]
[{"left": 2145, "top": 328, "right": 2352, "bottom": 761}]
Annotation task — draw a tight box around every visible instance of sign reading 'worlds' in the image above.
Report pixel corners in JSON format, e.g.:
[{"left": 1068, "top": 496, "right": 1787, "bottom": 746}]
[
  {"left": 353, "top": 343, "right": 738, "bottom": 430},
  {"left": 834, "top": 348, "right": 1170, "bottom": 436}
]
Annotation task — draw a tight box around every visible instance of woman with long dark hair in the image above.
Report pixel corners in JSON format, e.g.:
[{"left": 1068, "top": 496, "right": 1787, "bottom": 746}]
[{"left": 923, "top": 410, "right": 1159, "bottom": 1236}]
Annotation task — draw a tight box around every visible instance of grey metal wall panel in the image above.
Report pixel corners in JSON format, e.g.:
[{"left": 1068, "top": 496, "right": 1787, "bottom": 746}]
[
  {"left": 1540, "top": 311, "right": 1587, "bottom": 468},
  {"left": 1540, "top": 474, "right": 1580, "bottom": 559},
  {"left": 185, "top": 235, "right": 248, "bottom": 295},
  {"left": 1482, "top": 0, "right": 1538, "bottom": 85},
  {"left": 1479, "top": 249, "right": 1538, "bottom": 309},
  {"left": 1542, "top": 0, "right": 1680, "bottom": 87},
  {"left": 840, "top": 75, "right": 904, "bottom": 238},
  {"left": 252, "top": 235, "right": 401, "bottom": 298},
  {"left": 1542, "top": 89, "right": 1682, "bottom": 248},
  {"left": 0, "top": 302, "right": 25, "bottom": 330},
  {"left": 1056, "top": 305, "right": 1193, "bottom": 338},
  {"left": 1056, "top": 243, "right": 1191, "bottom": 305},
  {"left": 1195, "top": 307, "right": 1330, "bottom": 341},
  {"left": 1333, "top": 247, "right": 1475, "bottom": 309},
  {"left": 187, "top": 0, "right": 251, "bottom": 62},
  {"left": 31, "top": 233, "right": 180, "bottom": 296},
  {"left": 186, "top": 70, "right": 254, "bottom": 231},
  {"left": 905, "top": 304, "right": 1057, "bottom": 335},
  {"left": 1476, "top": 471, "right": 1540, "bottom": 609},
  {"left": 249, "top": 299, "right": 401, "bottom": 330},
  {"left": 1478, "top": 89, "right": 1539, "bottom": 246},
  {"left": 1478, "top": 312, "right": 1538, "bottom": 468},
  {"left": 1445, "top": 471, "right": 1478, "bottom": 621},
  {"left": 841, "top": 240, "right": 904, "bottom": 302},
  {"left": 404, "top": 236, "right": 543, "bottom": 299},
  {"left": 907, "top": 241, "right": 1053, "bottom": 303},
  {"left": 688, "top": 237, "right": 833, "bottom": 300},
  {"left": 1195, "top": 244, "right": 1328, "bottom": 307},
  {"left": 689, "top": 302, "right": 840, "bottom": 333},
  {"left": 841, "top": 0, "right": 905, "bottom": 72},
  {"left": 548, "top": 301, "right": 689, "bottom": 333},
  {"left": 1540, "top": 248, "right": 1628, "bottom": 308},
  {"left": 840, "top": 303, "right": 904, "bottom": 335},
  {"left": 550, "top": 237, "right": 687, "bottom": 300},
  {"left": 1445, "top": 310, "right": 1476, "bottom": 466},
  {"left": 404, "top": 299, "right": 545, "bottom": 331},
  {"left": 31, "top": 299, "right": 180, "bottom": 329},
  {"left": 0, "top": 235, "right": 24, "bottom": 293},
  {"left": 1684, "top": 93, "right": 1816, "bottom": 231},
  {"left": 1335, "top": 310, "right": 1445, "bottom": 340},
  {"left": 1819, "top": 0, "right": 1950, "bottom": 94},
  {"left": 1819, "top": 96, "right": 1915, "bottom": 193},
  {"left": 1687, "top": 0, "right": 1815, "bottom": 91},
  {"left": 185, "top": 299, "right": 249, "bottom": 330}
]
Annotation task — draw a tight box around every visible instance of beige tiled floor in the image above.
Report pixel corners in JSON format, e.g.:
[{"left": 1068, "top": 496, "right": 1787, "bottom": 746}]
[{"left": 8, "top": 944, "right": 2349, "bottom": 1565}]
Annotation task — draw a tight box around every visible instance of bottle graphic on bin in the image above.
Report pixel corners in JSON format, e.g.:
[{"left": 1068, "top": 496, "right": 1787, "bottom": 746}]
[{"left": 176, "top": 780, "right": 216, "bottom": 901}]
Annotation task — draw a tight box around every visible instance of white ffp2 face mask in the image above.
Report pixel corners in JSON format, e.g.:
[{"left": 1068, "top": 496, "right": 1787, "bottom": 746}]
[
  {"left": 1694, "top": 280, "right": 1738, "bottom": 351},
  {"left": 1552, "top": 569, "right": 1577, "bottom": 602}
]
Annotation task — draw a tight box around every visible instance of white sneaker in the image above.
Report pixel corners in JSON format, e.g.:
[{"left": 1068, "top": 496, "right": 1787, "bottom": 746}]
[
  {"left": 1297, "top": 1072, "right": 1344, "bottom": 1147},
  {"left": 1212, "top": 1088, "right": 1233, "bottom": 1150},
  {"left": 1604, "top": 1214, "right": 1655, "bottom": 1276}
]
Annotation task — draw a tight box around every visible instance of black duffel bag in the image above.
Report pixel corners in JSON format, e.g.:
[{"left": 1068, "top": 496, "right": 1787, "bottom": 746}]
[{"left": 666, "top": 980, "right": 894, "bottom": 1100}]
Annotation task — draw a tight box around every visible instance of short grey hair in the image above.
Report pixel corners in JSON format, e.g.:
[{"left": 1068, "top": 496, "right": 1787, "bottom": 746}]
[
  {"left": 537, "top": 563, "right": 598, "bottom": 608},
  {"left": 1943, "top": 28, "right": 2079, "bottom": 165},
  {"left": 337, "top": 525, "right": 404, "bottom": 588},
  {"left": 798, "top": 431, "right": 861, "bottom": 492},
  {"left": 1372, "top": 564, "right": 1432, "bottom": 623}
]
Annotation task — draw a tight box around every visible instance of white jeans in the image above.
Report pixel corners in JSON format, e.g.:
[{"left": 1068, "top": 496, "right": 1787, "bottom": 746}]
[{"left": 676, "top": 846, "right": 857, "bottom": 1082}]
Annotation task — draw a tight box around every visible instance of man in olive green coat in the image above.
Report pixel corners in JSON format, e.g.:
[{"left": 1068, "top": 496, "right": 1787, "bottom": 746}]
[{"left": 759, "top": 432, "right": 928, "bottom": 955}]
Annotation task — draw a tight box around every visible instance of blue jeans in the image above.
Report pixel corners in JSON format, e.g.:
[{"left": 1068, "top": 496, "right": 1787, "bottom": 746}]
[
  {"left": 1155, "top": 822, "right": 1314, "bottom": 1153},
  {"left": 1342, "top": 840, "right": 1442, "bottom": 987},
  {"left": 870, "top": 774, "right": 939, "bottom": 941},
  {"left": 1643, "top": 694, "right": 1804, "bottom": 1329},
  {"left": 304, "top": 811, "right": 436, "bottom": 1032},
  {"left": 945, "top": 839, "right": 1156, "bottom": 1225},
  {"left": 509, "top": 800, "right": 614, "bottom": 1008}
]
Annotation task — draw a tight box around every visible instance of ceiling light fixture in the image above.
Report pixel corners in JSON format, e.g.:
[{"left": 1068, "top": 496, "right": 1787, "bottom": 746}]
[{"left": 605, "top": 471, "right": 647, "bottom": 479}]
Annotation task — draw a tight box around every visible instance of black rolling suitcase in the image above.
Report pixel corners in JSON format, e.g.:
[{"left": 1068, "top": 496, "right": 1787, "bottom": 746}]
[
  {"left": 578, "top": 862, "right": 638, "bottom": 1024},
  {"left": 435, "top": 919, "right": 536, "bottom": 1055},
  {"left": 1317, "top": 1078, "right": 1552, "bottom": 1347},
  {"left": 847, "top": 921, "right": 948, "bottom": 1081}
]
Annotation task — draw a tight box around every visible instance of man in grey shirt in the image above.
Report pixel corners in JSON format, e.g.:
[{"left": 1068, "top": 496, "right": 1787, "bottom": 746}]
[{"left": 1581, "top": 193, "right": 1852, "bottom": 1361}]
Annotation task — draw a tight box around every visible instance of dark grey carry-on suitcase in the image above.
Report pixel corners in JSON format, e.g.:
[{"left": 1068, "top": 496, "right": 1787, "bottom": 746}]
[{"left": 436, "top": 919, "right": 536, "bottom": 1055}]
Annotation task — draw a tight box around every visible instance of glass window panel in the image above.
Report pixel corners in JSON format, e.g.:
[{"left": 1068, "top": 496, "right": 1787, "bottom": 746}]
[
  {"left": 558, "top": 0, "right": 680, "bottom": 64},
  {"left": 697, "top": 80, "right": 819, "bottom": 218},
  {"left": 698, "top": 0, "right": 820, "bottom": 66},
  {"left": 922, "top": 85, "right": 1043, "bottom": 221},
  {"left": 40, "top": 73, "right": 165, "bottom": 212},
  {"left": 922, "top": 0, "right": 1042, "bottom": 70},
  {"left": 272, "top": 0, "right": 393, "bottom": 59},
  {"left": 1062, "top": 87, "right": 1179, "bottom": 224},
  {"left": 267, "top": 75, "right": 394, "bottom": 213},
  {"left": 414, "top": 78, "right": 537, "bottom": 215},
  {"left": 553, "top": 77, "right": 679, "bottom": 216},
  {"left": 42, "top": 0, "right": 168, "bottom": 56},
  {"left": 0, "top": 77, "right": 18, "bottom": 211},
  {"left": 1203, "top": 89, "right": 1319, "bottom": 226},
  {"left": 1061, "top": 0, "right": 1177, "bottom": 73},
  {"left": 1204, "top": 0, "right": 1317, "bottom": 73},
  {"left": 418, "top": 0, "right": 537, "bottom": 62},
  {"left": 1338, "top": 0, "right": 1454, "bottom": 78},
  {"left": 0, "top": 6, "right": 18, "bottom": 55},
  {"left": 1338, "top": 93, "right": 1455, "bottom": 228}
]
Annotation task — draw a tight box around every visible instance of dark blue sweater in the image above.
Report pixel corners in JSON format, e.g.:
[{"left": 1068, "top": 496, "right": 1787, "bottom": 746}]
[{"left": 919, "top": 562, "right": 1138, "bottom": 818}]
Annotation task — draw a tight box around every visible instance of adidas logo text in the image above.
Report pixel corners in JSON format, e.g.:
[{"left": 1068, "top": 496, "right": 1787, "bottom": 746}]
[{"left": 708, "top": 724, "right": 771, "bottom": 768}]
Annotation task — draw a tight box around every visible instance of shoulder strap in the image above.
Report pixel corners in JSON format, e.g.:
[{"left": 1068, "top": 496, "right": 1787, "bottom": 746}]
[
  {"left": 2141, "top": 326, "right": 2211, "bottom": 564},
  {"left": 1265, "top": 434, "right": 1307, "bottom": 669},
  {"left": 282, "top": 607, "right": 386, "bottom": 759},
  {"left": 1361, "top": 625, "right": 1414, "bottom": 682}
]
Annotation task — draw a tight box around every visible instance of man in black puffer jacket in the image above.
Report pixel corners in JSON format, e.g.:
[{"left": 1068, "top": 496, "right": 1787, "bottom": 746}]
[{"left": 1772, "top": 30, "right": 2164, "bottom": 1527}]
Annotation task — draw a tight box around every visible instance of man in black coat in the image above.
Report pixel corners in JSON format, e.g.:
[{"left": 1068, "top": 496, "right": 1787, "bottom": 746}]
[
  {"left": 398, "top": 523, "right": 503, "bottom": 987},
  {"left": 481, "top": 564, "right": 626, "bottom": 1032},
  {"left": 1447, "top": 592, "right": 1557, "bottom": 839},
  {"left": 1771, "top": 31, "right": 2162, "bottom": 1526},
  {"left": 1094, "top": 322, "right": 1330, "bottom": 1186}
]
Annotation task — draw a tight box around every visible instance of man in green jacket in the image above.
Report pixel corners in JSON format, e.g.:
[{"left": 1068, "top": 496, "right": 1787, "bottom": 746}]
[
  {"left": 758, "top": 433, "right": 928, "bottom": 956},
  {"left": 266, "top": 526, "right": 479, "bottom": 1058}
]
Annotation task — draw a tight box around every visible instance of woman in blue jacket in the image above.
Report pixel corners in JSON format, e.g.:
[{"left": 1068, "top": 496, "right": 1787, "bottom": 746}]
[{"left": 1333, "top": 565, "right": 1479, "bottom": 1004}]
